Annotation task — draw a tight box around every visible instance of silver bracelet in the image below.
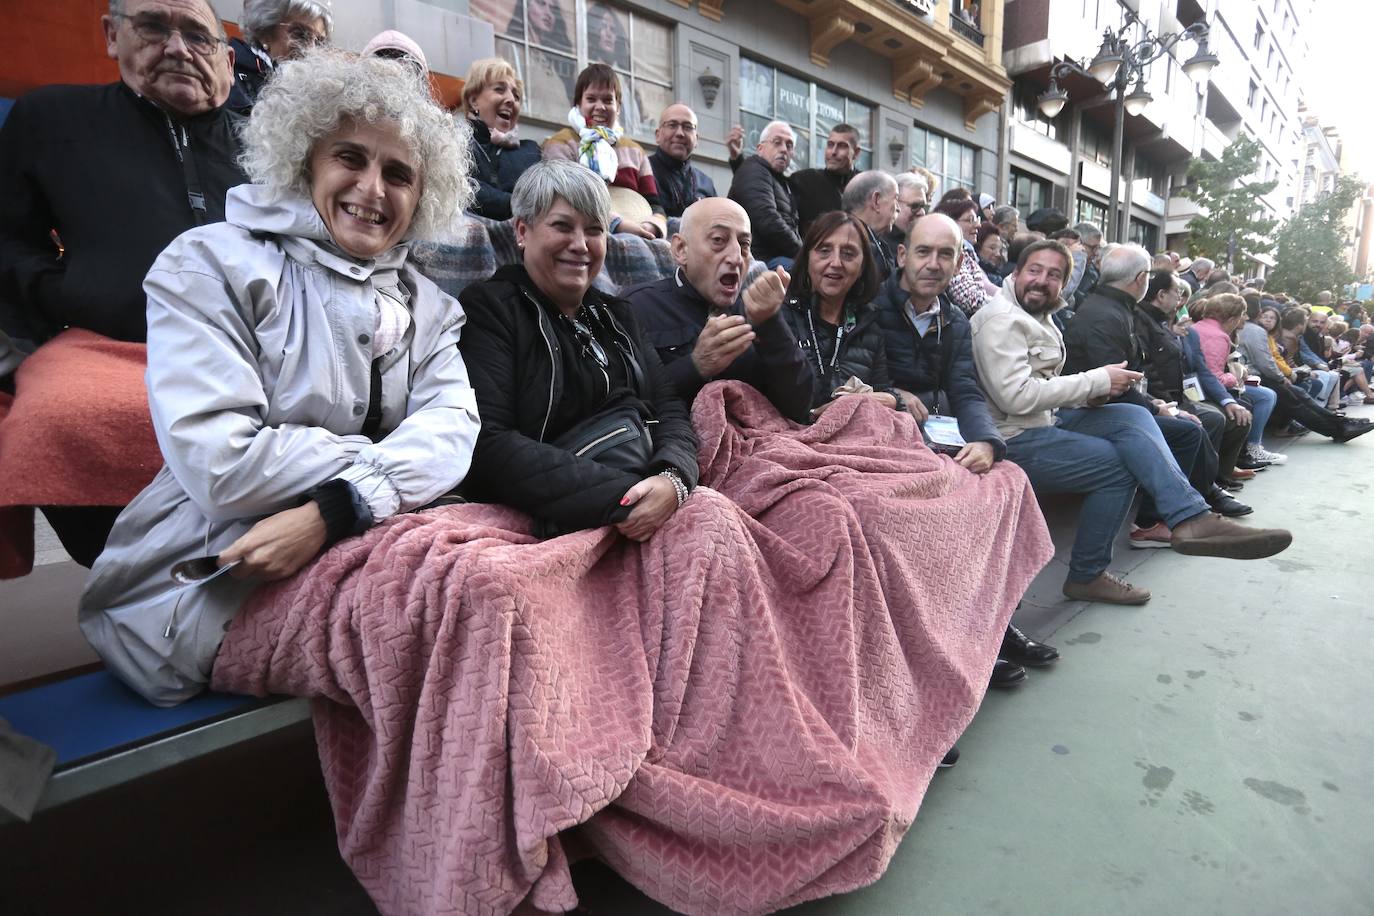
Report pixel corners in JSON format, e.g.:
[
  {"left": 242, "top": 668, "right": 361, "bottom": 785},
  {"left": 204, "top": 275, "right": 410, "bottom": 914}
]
[{"left": 657, "top": 469, "right": 688, "bottom": 508}]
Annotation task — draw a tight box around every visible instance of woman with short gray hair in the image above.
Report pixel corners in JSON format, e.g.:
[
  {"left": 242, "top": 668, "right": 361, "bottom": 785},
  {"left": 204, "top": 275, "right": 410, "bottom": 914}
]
[
  {"left": 458, "top": 159, "right": 698, "bottom": 539},
  {"left": 79, "top": 50, "right": 481, "bottom": 706},
  {"left": 228, "top": 0, "right": 333, "bottom": 111}
]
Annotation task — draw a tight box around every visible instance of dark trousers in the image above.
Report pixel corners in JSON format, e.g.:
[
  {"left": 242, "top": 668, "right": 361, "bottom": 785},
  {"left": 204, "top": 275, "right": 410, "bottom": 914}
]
[
  {"left": 1263, "top": 380, "right": 1344, "bottom": 437},
  {"left": 40, "top": 505, "right": 122, "bottom": 568},
  {"left": 1194, "top": 401, "right": 1249, "bottom": 478}
]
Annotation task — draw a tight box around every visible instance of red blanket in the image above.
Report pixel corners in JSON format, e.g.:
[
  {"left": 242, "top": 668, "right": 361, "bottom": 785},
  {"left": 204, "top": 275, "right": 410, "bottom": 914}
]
[
  {"left": 211, "top": 382, "right": 1053, "bottom": 915},
  {"left": 0, "top": 329, "right": 162, "bottom": 576}
]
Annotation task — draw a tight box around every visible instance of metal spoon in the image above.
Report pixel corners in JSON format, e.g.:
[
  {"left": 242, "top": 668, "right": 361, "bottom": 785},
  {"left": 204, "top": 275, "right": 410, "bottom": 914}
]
[{"left": 169, "top": 556, "right": 241, "bottom": 586}]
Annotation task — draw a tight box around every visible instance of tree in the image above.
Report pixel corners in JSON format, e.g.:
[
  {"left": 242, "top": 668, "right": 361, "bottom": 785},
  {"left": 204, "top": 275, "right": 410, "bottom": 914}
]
[
  {"left": 1267, "top": 175, "right": 1363, "bottom": 303},
  {"left": 1181, "top": 134, "right": 1278, "bottom": 268}
]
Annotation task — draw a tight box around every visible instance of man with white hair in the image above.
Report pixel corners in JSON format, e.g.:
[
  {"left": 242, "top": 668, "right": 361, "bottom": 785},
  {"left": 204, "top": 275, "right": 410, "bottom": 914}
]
[
  {"left": 1064, "top": 245, "right": 1248, "bottom": 520},
  {"left": 891, "top": 172, "right": 929, "bottom": 240},
  {"left": 0, "top": 0, "right": 246, "bottom": 565},
  {"left": 1176, "top": 256, "right": 1209, "bottom": 292},
  {"left": 841, "top": 170, "right": 899, "bottom": 278},
  {"left": 727, "top": 120, "right": 801, "bottom": 267},
  {"left": 625, "top": 197, "right": 813, "bottom": 423}
]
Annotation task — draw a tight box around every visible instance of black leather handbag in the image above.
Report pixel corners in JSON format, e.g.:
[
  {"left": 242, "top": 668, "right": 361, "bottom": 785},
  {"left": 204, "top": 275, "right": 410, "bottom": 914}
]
[{"left": 548, "top": 403, "right": 655, "bottom": 475}]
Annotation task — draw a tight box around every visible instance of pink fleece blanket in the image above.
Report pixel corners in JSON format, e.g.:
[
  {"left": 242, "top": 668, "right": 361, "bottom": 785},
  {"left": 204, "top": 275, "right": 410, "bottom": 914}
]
[{"left": 211, "top": 382, "right": 1053, "bottom": 915}]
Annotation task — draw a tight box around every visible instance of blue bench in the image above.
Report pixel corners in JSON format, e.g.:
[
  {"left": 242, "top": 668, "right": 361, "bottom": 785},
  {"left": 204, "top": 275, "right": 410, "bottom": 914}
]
[{"left": 0, "top": 669, "right": 308, "bottom": 821}]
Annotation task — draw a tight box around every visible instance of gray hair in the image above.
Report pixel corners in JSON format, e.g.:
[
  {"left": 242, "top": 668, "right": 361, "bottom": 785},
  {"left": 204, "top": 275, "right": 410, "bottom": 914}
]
[
  {"left": 841, "top": 170, "right": 897, "bottom": 213},
  {"left": 993, "top": 205, "right": 1019, "bottom": 226},
  {"left": 511, "top": 159, "right": 612, "bottom": 228},
  {"left": 1097, "top": 243, "right": 1152, "bottom": 286},
  {"left": 759, "top": 120, "right": 795, "bottom": 145},
  {"left": 241, "top": 0, "right": 334, "bottom": 45},
  {"left": 1072, "top": 221, "right": 1103, "bottom": 243},
  {"left": 894, "top": 172, "right": 927, "bottom": 195},
  {"left": 240, "top": 49, "right": 472, "bottom": 242},
  {"left": 1189, "top": 257, "right": 1214, "bottom": 273},
  {"left": 109, "top": 0, "right": 228, "bottom": 40}
]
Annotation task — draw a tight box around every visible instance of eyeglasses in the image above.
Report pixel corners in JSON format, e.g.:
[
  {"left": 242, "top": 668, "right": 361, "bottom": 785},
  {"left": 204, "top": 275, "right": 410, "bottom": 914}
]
[
  {"left": 660, "top": 120, "right": 697, "bottom": 133},
  {"left": 282, "top": 22, "right": 327, "bottom": 47},
  {"left": 113, "top": 13, "right": 225, "bottom": 55}
]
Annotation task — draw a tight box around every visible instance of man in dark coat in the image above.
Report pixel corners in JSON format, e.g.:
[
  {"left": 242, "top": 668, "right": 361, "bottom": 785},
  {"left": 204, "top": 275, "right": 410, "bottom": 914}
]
[
  {"left": 727, "top": 120, "right": 801, "bottom": 267},
  {"left": 1063, "top": 247, "right": 1245, "bottom": 518},
  {"left": 789, "top": 124, "right": 860, "bottom": 238},
  {"left": 0, "top": 0, "right": 246, "bottom": 344},
  {"left": 648, "top": 103, "right": 719, "bottom": 219},
  {"left": 842, "top": 170, "right": 898, "bottom": 281},
  {"left": 625, "top": 198, "right": 812, "bottom": 423},
  {"left": 0, "top": 0, "right": 246, "bottom": 565},
  {"left": 873, "top": 212, "right": 1057, "bottom": 689}
]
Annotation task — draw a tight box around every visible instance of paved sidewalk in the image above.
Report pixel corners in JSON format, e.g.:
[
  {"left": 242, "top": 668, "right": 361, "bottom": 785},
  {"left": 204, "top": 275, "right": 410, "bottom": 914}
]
[{"left": 576, "top": 411, "right": 1374, "bottom": 915}]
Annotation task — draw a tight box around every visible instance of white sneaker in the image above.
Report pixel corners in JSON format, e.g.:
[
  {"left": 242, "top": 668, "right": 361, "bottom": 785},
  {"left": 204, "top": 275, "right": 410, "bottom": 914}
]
[
  {"left": 1352, "top": 392, "right": 1368, "bottom": 404},
  {"left": 1250, "top": 444, "right": 1288, "bottom": 464}
]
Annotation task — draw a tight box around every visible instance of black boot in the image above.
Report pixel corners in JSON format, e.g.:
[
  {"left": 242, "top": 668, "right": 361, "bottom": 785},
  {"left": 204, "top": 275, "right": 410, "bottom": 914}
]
[{"left": 1001, "top": 623, "right": 1060, "bottom": 667}]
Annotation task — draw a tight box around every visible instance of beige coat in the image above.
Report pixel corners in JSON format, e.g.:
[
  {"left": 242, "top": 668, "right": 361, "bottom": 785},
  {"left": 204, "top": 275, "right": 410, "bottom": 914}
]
[{"left": 968, "top": 282, "right": 1112, "bottom": 440}]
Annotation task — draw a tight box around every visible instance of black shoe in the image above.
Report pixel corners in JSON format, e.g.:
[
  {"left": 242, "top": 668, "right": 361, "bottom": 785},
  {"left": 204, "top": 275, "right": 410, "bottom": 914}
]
[
  {"left": 1333, "top": 419, "right": 1374, "bottom": 443},
  {"left": 990, "top": 658, "right": 1028, "bottom": 688},
  {"left": 1217, "top": 477, "right": 1244, "bottom": 491},
  {"left": 1234, "top": 455, "right": 1270, "bottom": 470},
  {"left": 1207, "top": 488, "right": 1253, "bottom": 517},
  {"left": 939, "top": 744, "right": 960, "bottom": 768},
  {"left": 1001, "top": 623, "right": 1060, "bottom": 667}
]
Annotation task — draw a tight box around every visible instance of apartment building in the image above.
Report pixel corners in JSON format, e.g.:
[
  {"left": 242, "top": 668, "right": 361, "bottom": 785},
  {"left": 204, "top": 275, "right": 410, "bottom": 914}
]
[{"left": 1001, "top": 0, "right": 1308, "bottom": 271}]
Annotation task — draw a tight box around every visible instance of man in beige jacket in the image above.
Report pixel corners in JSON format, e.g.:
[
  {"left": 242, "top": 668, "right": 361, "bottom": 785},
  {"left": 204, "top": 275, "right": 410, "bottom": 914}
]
[{"left": 970, "top": 239, "right": 1291, "bottom": 605}]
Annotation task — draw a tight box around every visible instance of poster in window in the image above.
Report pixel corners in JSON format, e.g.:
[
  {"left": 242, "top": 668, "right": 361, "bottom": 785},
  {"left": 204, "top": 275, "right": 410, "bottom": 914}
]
[
  {"left": 776, "top": 71, "right": 810, "bottom": 127},
  {"left": 633, "top": 80, "right": 674, "bottom": 135},
  {"left": 740, "top": 59, "right": 773, "bottom": 117},
  {"left": 470, "top": 0, "right": 521, "bottom": 38},
  {"left": 814, "top": 86, "right": 845, "bottom": 136},
  {"left": 526, "top": 0, "right": 575, "bottom": 53},
  {"left": 495, "top": 38, "right": 524, "bottom": 81},
  {"left": 846, "top": 100, "right": 872, "bottom": 149},
  {"left": 740, "top": 112, "right": 772, "bottom": 153},
  {"left": 791, "top": 128, "right": 811, "bottom": 172},
  {"left": 961, "top": 147, "right": 975, "bottom": 184},
  {"left": 632, "top": 16, "right": 673, "bottom": 86},
  {"left": 586, "top": 1, "right": 631, "bottom": 70},
  {"left": 926, "top": 134, "right": 943, "bottom": 176},
  {"left": 525, "top": 49, "right": 577, "bottom": 120}
]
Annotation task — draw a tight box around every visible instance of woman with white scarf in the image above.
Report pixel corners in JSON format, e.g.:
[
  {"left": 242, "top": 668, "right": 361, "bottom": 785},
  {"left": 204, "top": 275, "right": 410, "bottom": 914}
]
[
  {"left": 462, "top": 58, "right": 543, "bottom": 220},
  {"left": 542, "top": 63, "right": 666, "bottom": 239}
]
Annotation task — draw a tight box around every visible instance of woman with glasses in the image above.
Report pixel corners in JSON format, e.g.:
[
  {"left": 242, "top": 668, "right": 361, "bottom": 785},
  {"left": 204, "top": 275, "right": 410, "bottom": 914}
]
[
  {"left": 228, "top": 0, "right": 332, "bottom": 111},
  {"left": 934, "top": 197, "right": 998, "bottom": 316},
  {"left": 780, "top": 211, "right": 921, "bottom": 418},
  {"left": 458, "top": 159, "right": 698, "bottom": 539}
]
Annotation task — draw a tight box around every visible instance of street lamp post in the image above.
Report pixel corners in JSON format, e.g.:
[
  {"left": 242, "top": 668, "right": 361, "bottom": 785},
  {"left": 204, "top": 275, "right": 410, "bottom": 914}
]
[{"left": 1036, "top": 9, "right": 1218, "bottom": 243}]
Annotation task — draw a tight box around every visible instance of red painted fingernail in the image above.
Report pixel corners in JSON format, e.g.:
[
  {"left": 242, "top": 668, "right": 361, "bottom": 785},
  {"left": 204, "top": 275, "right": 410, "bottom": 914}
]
[{"left": 620, "top": 496, "right": 631, "bottom": 505}]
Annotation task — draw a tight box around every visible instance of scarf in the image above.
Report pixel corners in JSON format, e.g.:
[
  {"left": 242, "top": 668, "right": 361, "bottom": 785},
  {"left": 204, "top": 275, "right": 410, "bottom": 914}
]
[{"left": 567, "top": 107, "right": 621, "bottom": 182}]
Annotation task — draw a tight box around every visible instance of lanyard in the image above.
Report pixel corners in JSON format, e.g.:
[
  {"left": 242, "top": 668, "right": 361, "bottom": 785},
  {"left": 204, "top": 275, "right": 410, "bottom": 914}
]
[{"left": 805, "top": 305, "right": 855, "bottom": 376}]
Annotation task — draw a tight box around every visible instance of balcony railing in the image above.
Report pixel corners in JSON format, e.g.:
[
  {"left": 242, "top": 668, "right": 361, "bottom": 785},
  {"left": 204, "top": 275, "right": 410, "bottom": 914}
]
[{"left": 950, "top": 14, "right": 984, "bottom": 47}]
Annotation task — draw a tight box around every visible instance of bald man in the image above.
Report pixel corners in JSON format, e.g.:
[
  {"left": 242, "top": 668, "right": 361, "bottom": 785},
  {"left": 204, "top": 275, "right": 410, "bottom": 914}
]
[
  {"left": 624, "top": 198, "right": 814, "bottom": 422},
  {"left": 649, "top": 103, "right": 720, "bottom": 218}
]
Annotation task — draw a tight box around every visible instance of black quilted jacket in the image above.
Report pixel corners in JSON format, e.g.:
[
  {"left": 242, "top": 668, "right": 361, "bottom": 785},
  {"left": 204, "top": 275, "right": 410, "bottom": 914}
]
[
  {"left": 458, "top": 265, "right": 699, "bottom": 533},
  {"left": 727, "top": 154, "right": 801, "bottom": 264}
]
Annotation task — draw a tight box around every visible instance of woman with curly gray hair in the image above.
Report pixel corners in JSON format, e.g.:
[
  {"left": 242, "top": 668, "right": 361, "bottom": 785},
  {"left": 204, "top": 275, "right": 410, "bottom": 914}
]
[
  {"left": 228, "top": 0, "right": 333, "bottom": 111},
  {"left": 79, "top": 50, "right": 482, "bottom": 707}
]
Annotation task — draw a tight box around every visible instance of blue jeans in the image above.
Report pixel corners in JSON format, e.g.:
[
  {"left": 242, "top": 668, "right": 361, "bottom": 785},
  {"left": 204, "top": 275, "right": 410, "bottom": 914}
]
[
  {"left": 1242, "top": 385, "right": 1276, "bottom": 445},
  {"left": 1306, "top": 369, "right": 1338, "bottom": 405},
  {"left": 1005, "top": 403, "right": 1211, "bottom": 583}
]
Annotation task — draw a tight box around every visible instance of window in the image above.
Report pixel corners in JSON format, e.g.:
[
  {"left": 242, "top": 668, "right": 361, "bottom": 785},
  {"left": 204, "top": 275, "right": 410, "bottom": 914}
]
[
  {"left": 911, "top": 126, "right": 977, "bottom": 193},
  {"left": 1008, "top": 169, "right": 1051, "bottom": 214},
  {"left": 1133, "top": 158, "right": 1166, "bottom": 197},
  {"left": 471, "top": 0, "right": 673, "bottom": 135},
  {"left": 739, "top": 58, "right": 873, "bottom": 172},
  {"left": 1076, "top": 197, "right": 1107, "bottom": 232},
  {"left": 1254, "top": 23, "right": 1264, "bottom": 50},
  {"left": 1128, "top": 218, "right": 1158, "bottom": 252},
  {"left": 1247, "top": 80, "right": 1258, "bottom": 108},
  {"left": 1079, "top": 121, "right": 1112, "bottom": 167},
  {"left": 1012, "top": 83, "right": 1063, "bottom": 140}
]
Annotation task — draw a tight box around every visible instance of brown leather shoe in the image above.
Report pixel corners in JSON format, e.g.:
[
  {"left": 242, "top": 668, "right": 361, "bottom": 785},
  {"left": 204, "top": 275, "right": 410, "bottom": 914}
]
[
  {"left": 1062, "top": 572, "right": 1152, "bottom": 605},
  {"left": 1170, "top": 512, "right": 1292, "bottom": 559}
]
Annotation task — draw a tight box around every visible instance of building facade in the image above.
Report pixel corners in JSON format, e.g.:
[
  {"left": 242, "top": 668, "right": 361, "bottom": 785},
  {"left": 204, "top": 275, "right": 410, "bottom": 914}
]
[{"left": 1001, "top": 0, "right": 1309, "bottom": 272}]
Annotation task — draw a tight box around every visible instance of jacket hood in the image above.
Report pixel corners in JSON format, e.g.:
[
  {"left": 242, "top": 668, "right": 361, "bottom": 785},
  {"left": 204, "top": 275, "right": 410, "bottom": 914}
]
[{"left": 225, "top": 183, "right": 409, "bottom": 272}]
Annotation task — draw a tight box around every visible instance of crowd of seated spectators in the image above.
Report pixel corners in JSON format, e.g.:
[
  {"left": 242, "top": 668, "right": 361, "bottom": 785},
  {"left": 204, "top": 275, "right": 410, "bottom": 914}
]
[{"left": 0, "top": 0, "right": 1360, "bottom": 909}]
